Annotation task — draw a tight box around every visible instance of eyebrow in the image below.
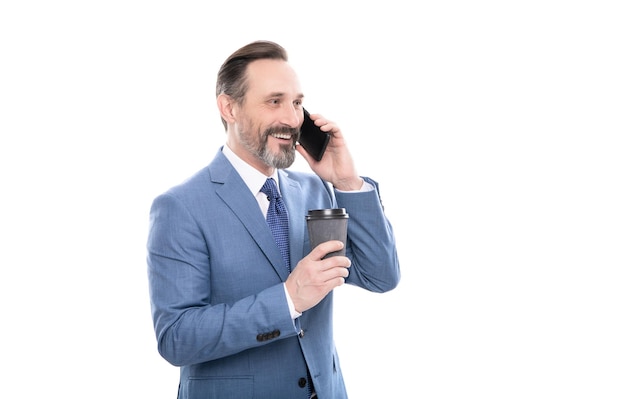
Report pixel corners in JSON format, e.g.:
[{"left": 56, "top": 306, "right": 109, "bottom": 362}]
[{"left": 266, "top": 92, "right": 305, "bottom": 100}]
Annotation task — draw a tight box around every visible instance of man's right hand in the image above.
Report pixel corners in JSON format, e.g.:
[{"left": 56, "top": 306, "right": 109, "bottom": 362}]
[{"left": 285, "top": 240, "right": 351, "bottom": 313}]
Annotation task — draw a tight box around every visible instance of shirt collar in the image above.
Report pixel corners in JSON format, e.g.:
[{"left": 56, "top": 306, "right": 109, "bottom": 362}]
[{"left": 222, "top": 144, "right": 280, "bottom": 195}]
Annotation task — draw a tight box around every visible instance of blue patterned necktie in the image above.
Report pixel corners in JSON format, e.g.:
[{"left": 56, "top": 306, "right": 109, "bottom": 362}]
[{"left": 261, "top": 178, "right": 291, "bottom": 272}]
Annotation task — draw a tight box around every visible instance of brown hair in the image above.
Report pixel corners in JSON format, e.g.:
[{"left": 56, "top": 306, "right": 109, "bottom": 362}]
[{"left": 216, "top": 40, "right": 289, "bottom": 130}]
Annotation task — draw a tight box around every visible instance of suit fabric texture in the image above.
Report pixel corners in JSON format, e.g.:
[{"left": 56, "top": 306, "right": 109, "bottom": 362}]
[{"left": 147, "top": 148, "right": 400, "bottom": 399}]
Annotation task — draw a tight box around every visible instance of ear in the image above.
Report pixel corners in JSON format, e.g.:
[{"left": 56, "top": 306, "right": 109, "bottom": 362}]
[{"left": 217, "top": 94, "right": 237, "bottom": 124}]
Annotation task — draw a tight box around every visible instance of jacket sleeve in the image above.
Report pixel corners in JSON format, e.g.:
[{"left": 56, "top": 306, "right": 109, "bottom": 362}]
[
  {"left": 146, "top": 192, "right": 298, "bottom": 366},
  {"left": 336, "top": 176, "right": 401, "bottom": 292}
]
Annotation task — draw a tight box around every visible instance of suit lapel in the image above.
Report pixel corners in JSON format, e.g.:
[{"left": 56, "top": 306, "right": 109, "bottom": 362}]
[{"left": 209, "top": 151, "right": 292, "bottom": 280}]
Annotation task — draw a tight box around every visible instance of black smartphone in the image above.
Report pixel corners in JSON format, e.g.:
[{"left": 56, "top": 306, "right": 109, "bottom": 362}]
[{"left": 299, "top": 108, "right": 330, "bottom": 162}]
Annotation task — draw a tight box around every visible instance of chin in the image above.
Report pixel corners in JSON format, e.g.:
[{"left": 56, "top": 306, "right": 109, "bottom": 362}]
[{"left": 272, "top": 150, "right": 296, "bottom": 169}]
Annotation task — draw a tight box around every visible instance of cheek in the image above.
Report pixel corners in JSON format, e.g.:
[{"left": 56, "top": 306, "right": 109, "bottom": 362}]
[{"left": 238, "top": 118, "right": 255, "bottom": 137}]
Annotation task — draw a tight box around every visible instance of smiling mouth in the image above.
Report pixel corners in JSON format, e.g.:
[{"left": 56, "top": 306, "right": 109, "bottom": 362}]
[
  {"left": 270, "top": 132, "right": 293, "bottom": 140},
  {"left": 266, "top": 126, "right": 299, "bottom": 144},
  {"left": 269, "top": 129, "right": 300, "bottom": 144}
]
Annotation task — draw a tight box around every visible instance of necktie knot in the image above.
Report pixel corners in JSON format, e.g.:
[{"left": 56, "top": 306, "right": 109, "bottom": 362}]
[
  {"left": 261, "top": 178, "right": 286, "bottom": 214},
  {"left": 261, "top": 178, "right": 280, "bottom": 201}
]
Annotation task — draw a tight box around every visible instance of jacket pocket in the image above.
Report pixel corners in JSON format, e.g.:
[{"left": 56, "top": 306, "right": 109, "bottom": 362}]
[{"left": 185, "top": 376, "right": 253, "bottom": 399}]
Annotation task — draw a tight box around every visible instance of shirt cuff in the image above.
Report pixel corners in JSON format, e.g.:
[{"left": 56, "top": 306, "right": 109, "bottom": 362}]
[
  {"left": 283, "top": 283, "right": 302, "bottom": 319},
  {"left": 334, "top": 179, "right": 374, "bottom": 193}
]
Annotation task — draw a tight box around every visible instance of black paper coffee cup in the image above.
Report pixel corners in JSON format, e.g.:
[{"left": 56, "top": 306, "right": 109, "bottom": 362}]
[{"left": 306, "top": 208, "right": 349, "bottom": 258}]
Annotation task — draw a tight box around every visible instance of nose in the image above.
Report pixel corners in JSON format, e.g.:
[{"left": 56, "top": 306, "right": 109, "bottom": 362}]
[{"left": 279, "top": 104, "right": 301, "bottom": 128}]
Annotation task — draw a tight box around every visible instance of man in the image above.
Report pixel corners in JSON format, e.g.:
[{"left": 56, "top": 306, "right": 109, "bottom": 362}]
[{"left": 147, "top": 40, "right": 400, "bottom": 398}]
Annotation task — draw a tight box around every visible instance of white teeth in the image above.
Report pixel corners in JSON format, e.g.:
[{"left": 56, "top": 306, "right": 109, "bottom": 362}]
[{"left": 272, "top": 133, "right": 291, "bottom": 139}]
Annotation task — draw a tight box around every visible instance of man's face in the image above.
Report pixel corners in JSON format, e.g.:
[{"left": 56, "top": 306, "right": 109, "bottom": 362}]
[{"left": 230, "top": 59, "right": 304, "bottom": 172}]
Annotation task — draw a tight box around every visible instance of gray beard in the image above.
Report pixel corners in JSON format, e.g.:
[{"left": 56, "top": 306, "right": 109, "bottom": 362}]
[
  {"left": 238, "top": 125, "right": 298, "bottom": 169},
  {"left": 259, "top": 139, "right": 296, "bottom": 169}
]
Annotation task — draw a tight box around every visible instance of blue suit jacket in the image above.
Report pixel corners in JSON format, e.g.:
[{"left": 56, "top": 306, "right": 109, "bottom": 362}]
[{"left": 147, "top": 149, "right": 400, "bottom": 398}]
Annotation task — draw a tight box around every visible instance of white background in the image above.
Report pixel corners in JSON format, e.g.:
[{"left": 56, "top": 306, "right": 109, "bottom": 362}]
[{"left": 1, "top": 1, "right": 625, "bottom": 398}]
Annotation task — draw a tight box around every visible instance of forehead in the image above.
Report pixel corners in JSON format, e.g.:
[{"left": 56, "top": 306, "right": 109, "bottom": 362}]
[{"left": 245, "top": 59, "right": 302, "bottom": 99}]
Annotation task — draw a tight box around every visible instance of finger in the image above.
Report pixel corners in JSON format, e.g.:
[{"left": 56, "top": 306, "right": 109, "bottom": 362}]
[
  {"left": 320, "top": 262, "right": 350, "bottom": 285},
  {"left": 309, "top": 240, "right": 345, "bottom": 261},
  {"left": 295, "top": 144, "right": 315, "bottom": 163},
  {"left": 330, "top": 275, "right": 347, "bottom": 288}
]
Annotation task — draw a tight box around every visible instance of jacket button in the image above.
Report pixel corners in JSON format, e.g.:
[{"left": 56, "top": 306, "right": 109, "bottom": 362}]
[
  {"left": 298, "top": 377, "right": 307, "bottom": 388},
  {"left": 256, "top": 329, "right": 281, "bottom": 342},
  {"left": 298, "top": 329, "right": 304, "bottom": 338}
]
